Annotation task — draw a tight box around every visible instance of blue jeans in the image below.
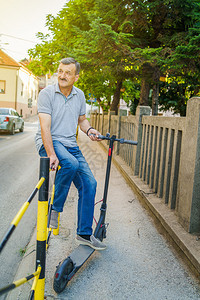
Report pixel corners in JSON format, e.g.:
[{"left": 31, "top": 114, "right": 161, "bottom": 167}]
[{"left": 39, "top": 141, "right": 97, "bottom": 235}]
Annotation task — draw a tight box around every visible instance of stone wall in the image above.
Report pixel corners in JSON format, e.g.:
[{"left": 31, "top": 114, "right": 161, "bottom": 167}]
[{"left": 91, "top": 97, "right": 200, "bottom": 234}]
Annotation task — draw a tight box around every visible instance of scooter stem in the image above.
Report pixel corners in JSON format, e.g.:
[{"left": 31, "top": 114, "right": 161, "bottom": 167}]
[{"left": 94, "top": 135, "right": 116, "bottom": 238}]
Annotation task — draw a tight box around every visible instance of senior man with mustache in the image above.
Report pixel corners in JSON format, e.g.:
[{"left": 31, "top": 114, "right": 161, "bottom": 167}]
[{"left": 35, "top": 57, "right": 106, "bottom": 250}]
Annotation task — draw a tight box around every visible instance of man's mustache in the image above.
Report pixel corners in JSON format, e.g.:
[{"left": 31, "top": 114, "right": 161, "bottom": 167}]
[{"left": 59, "top": 78, "right": 67, "bottom": 81}]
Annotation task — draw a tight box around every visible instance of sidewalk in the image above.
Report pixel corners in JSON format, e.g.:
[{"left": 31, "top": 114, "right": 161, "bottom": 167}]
[
  {"left": 24, "top": 114, "right": 38, "bottom": 123},
  {"left": 7, "top": 131, "right": 200, "bottom": 300}
]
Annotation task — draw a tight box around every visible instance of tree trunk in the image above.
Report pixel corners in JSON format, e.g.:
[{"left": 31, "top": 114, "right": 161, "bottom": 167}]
[
  {"left": 152, "top": 83, "right": 159, "bottom": 115},
  {"left": 110, "top": 80, "right": 122, "bottom": 115},
  {"left": 96, "top": 97, "right": 104, "bottom": 112},
  {"left": 139, "top": 63, "right": 153, "bottom": 106},
  {"left": 152, "top": 67, "right": 160, "bottom": 115},
  {"left": 140, "top": 79, "right": 151, "bottom": 106}
]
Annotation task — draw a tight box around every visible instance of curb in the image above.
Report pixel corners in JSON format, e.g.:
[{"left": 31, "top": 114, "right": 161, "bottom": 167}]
[
  {"left": 99, "top": 141, "right": 200, "bottom": 279},
  {"left": 24, "top": 114, "right": 38, "bottom": 123},
  {"left": 6, "top": 227, "right": 37, "bottom": 300}
]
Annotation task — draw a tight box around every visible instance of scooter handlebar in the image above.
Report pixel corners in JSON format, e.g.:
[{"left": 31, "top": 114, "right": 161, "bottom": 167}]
[
  {"left": 97, "top": 134, "right": 107, "bottom": 140},
  {"left": 90, "top": 133, "right": 138, "bottom": 145},
  {"left": 119, "top": 138, "right": 138, "bottom": 145}
]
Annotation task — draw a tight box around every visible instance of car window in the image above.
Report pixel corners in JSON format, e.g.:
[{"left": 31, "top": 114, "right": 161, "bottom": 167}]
[{"left": 0, "top": 108, "right": 9, "bottom": 115}]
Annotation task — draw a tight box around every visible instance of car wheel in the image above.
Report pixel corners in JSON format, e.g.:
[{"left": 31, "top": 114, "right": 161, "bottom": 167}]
[
  {"left": 10, "top": 124, "right": 15, "bottom": 135},
  {"left": 19, "top": 123, "right": 24, "bottom": 132}
]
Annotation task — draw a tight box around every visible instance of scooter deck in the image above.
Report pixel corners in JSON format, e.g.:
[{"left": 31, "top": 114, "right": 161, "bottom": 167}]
[
  {"left": 53, "top": 244, "right": 95, "bottom": 292},
  {"left": 69, "top": 244, "right": 95, "bottom": 268}
]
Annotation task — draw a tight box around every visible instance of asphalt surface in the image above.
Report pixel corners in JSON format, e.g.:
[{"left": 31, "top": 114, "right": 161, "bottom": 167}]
[
  {"left": 4, "top": 125, "right": 200, "bottom": 300},
  {"left": 0, "top": 118, "right": 39, "bottom": 299}
]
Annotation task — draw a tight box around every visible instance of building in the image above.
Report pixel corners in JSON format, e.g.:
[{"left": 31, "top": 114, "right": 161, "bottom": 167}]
[
  {"left": 38, "top": 73, "right": 58, "bottom": 91},
  {"left": 0, "top": 50, "right": 38, "bottom": 118}
]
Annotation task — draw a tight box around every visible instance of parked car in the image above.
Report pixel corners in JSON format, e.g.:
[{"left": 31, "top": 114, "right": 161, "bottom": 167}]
[{"left": 0, "top": 108, "right": 24, "bottom": 135}]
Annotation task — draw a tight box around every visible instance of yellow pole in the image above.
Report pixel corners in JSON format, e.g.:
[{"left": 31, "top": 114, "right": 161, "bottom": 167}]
[
  {"left": 53, "top": 213, "right": 60, "bottom": 235},
  {"left": 35, "top": 157, "right": 50, "bottom": 300}
]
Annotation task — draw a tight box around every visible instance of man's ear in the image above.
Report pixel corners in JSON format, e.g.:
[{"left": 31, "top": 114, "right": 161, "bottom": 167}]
[{"left": 75, "top": 74, "right": 79, "bottom": 82}]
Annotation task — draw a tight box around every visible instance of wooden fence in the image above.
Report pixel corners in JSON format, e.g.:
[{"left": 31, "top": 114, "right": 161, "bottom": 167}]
[{"left": 91, "top": 97, "right": 200, "bottom": 234}]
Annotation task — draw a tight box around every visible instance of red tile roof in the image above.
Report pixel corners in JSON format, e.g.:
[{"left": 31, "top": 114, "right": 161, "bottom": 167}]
[{"left": 0, "top": 50, "right": 20, "bottom": 67}]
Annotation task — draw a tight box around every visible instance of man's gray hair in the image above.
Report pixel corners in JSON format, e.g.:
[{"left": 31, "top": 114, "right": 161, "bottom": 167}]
[{"left": 60, "top": 57, "right": 80, "bottom": 75}]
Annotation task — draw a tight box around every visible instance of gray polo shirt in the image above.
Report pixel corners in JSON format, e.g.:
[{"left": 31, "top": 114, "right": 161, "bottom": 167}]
[{"left": 35, "top": 83, "right": 86, "bottom": 152}]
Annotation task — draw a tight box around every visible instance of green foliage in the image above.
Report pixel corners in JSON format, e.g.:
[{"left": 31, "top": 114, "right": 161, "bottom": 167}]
[
  {"left": 75, "top": 66, "right": 116, "bottom": 108},
  {"left": 121, "top": 79, "right": 140, "bottom": 115},
  {"left": 159, "top": 73, "right": 200, "bottom": 116},
  {"left": 27, "top": 0, "right": 200, "bottom": 114}
]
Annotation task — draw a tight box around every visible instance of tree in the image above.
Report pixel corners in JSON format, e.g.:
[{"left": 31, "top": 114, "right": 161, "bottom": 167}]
[
  {"left": 159, "top": 73, "right": 200, "bottom": 116},
  {"left": 115, "top": 0, "right": 200, "bottom": 113},
  {"left": 27, "top": 0, "right": 200, "bottom": 116}
]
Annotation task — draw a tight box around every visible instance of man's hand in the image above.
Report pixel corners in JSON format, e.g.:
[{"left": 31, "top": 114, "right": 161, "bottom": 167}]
[
  {"left": 78, "top": 114, "right": 101, "bottom": 141},
  {"left": 88, "top": 128, "right": 101, "bottom": 141},
  {"left": 50, "top": 154, "right": 59, "bottom": 171}
]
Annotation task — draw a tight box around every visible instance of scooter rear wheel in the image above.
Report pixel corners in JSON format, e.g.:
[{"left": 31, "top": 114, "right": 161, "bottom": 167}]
[{"left": 53, "top": 257, "right": 74, "bottom": 293}]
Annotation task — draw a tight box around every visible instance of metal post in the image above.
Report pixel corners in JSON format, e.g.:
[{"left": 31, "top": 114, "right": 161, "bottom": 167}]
[
  {"left": 53, "top": 213, "right": 60, "bottom": 235},
  {"left": 101, "top": 111, "right": 104, "bottom": 135},
  {"left": 94, "top": 136, "right": 115, "bottom": 239},
  {"left": 116, "top": 114, "right": 121, "bottom": 155},
  {"left": 94, "top": 111, "right": 97, "bottom": 129},
  {"left": 35, "top": 157, "right": 49, "bottom": 299}
]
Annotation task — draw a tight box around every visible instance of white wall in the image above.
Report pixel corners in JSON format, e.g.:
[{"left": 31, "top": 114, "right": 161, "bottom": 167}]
[
  {"left": 0, "top": 66, "right": 18, "bottom": 107},
  {"left": 16, "top": 67, "right": 38, "bottom": 117}
]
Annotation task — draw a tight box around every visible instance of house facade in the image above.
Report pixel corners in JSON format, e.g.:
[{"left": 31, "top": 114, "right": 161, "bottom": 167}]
[
  {"left": 38, "top": 73, "right": 58, "bottom": 91},
  {"left": 0, "top": 50, "right": 38, "bottom": 118}
]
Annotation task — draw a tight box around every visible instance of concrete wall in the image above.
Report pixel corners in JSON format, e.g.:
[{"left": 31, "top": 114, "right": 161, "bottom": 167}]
[
  {"left": 178, "top": 98, "right": 200, "bottom": 233},
  {"left": 91, "top": 97, "right": 200, "bottom": 234}
]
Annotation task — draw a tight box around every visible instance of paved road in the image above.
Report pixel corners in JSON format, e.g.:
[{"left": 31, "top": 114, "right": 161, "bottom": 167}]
[{"left": 0, "top": 119, "right": 39, "bottom": 299}]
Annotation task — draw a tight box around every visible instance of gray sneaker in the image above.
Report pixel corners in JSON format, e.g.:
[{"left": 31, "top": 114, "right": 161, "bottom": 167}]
[
  {"left": 50, "top": 210, "right": 59, "bottom": 229},
  {"left": 76, "top": 235, "right": 106, "bottom": 251}
]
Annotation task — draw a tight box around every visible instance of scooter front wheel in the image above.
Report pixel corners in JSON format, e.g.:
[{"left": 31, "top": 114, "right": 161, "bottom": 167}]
[{"left": 53, "top": 257, "right": 74, "bottom": 293}]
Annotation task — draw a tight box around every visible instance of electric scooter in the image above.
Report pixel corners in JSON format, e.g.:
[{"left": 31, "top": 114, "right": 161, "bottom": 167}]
[{"left": 53, "top": 133, "right": 137, "bottom": 293}]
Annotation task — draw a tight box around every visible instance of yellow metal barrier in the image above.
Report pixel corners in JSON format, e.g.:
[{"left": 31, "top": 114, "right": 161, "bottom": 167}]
[
  {"left": 29, "top": 265, "right": 42, "bottom": 300},
  {"left": 47, "top": 167, "right": 61, "bottom": 247},
  {"left": 0, "top": 157, "right": 61, "bottom": 299},
  {"left": 46, "top": 183, "right": 55, "bottom": 249},
  {"left": 53, "top": 213, "right": 60, "bottom": 235},
  {"left": 35, "top": 157, "right": 50, "bottom": 300},
  {"left": 0, "top": 265, "right": 41, "bottom": 297},
  {"left": 0, "top": 177, "right": 45, "bottom": 254}
]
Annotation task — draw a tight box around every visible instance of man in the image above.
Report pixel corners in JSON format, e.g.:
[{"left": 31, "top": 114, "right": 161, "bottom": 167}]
[{"left": 35, "top": 57, "right": 106, "bottom": 250}]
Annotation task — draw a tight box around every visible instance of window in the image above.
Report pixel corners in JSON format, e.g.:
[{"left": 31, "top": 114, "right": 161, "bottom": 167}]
[
  {"left": 21, "top": 83, "right": 24, "bottom": 96},
  {"left": 0, "top": 80, "right": 6, "bottom": 94},
  {"left": 0, "top": 108, "right": 9, "bottom": 115},
  {"left": 28, "top": 98, "right": 32, "bottom": 108}
]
